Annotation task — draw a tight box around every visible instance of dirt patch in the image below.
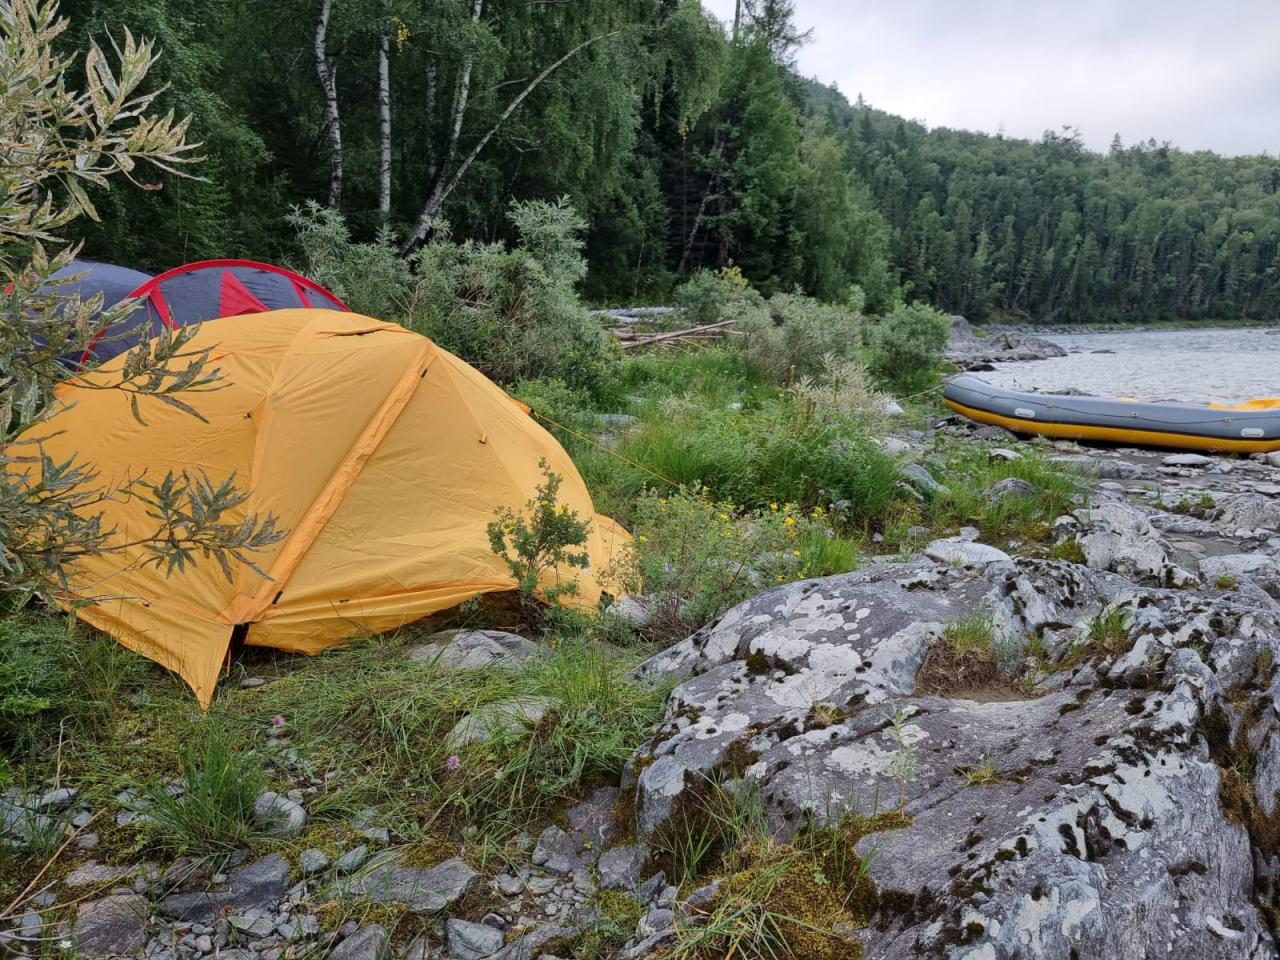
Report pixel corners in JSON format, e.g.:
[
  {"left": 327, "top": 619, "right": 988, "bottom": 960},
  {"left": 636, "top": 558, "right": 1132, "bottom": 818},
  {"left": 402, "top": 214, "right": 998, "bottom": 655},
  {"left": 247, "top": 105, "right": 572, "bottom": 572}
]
[{"left": 916, "top": 642, "right": 1008, "bottom": 699}]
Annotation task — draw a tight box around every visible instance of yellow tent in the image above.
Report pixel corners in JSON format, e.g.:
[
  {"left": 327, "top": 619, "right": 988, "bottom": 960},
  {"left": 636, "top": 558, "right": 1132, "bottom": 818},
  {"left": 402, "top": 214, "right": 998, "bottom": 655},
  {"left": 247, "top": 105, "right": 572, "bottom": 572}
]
[{"left": 20, "top": 309, "right": 628, "bottom": 705}]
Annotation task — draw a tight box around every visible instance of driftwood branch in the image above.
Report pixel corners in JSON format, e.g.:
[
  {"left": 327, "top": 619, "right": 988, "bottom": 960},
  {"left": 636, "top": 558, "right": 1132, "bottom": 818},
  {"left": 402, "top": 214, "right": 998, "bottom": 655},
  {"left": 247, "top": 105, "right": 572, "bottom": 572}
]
[{"left": 617, "top": 318, "right": 738, "bottom": 349}]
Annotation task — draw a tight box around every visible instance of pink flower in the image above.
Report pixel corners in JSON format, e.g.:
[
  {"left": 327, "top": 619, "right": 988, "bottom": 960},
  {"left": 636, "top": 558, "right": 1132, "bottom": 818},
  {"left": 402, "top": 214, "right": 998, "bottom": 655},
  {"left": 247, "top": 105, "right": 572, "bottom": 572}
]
[
  {"left": 446, "top": 755, "right": 461, "bottom": 771},
  {"left": 270, "top": 715, "right": 285, "bottom": 727}
]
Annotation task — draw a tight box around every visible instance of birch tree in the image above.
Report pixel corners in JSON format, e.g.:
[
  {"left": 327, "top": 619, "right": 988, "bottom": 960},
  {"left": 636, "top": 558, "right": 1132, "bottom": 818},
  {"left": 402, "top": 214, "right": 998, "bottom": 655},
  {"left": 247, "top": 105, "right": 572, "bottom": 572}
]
[
  {"left": 377, "top": 0, "right": 392, "bottom": 216},
  {"left": 314, "top": 0, "right": 343, "bottom": 207}
]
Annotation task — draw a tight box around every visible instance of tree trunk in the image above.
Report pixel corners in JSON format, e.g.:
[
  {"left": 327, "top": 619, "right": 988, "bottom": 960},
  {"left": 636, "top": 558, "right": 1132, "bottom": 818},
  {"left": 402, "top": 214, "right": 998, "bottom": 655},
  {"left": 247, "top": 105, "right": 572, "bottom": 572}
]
[
  {"left": 401, "top": 28, "right": 618, "bottom": 255},
  {"left": 377, "top": 0, "right": 392, "bottom": 217},
  {"left": 314, "top": 0, "right": 343, "bottom": 208},
  {"left": 399, "top": 0, "right": 482, "bottom": 254}
]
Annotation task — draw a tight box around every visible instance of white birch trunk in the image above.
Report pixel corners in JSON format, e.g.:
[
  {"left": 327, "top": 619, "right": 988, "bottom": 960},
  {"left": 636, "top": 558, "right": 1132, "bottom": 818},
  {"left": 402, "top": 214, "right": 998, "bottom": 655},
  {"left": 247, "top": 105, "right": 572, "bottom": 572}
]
[
  {"left": 377, "top": 0, "right": 392, "bottom": 216},
  {"left": 314, "top": 0, "right": 343, "bottom": 208},
  {"left": 400, "top": 27, "right": 618, "bottom": 254}
]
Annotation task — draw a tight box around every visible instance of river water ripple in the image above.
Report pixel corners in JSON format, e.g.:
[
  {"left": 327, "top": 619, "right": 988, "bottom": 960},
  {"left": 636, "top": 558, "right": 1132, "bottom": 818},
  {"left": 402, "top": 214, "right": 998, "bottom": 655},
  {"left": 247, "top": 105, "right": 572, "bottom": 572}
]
[{"left": 978, "top": 327, "right": 1280, "bottom": 405}]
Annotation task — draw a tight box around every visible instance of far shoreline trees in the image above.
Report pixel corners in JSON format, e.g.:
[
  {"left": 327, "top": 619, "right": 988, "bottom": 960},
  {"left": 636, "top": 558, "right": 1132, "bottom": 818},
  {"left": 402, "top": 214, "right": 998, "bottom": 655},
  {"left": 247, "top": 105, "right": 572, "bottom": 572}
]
[{"left": 59, "top": 0, "right": 1280, "bottom": 325}]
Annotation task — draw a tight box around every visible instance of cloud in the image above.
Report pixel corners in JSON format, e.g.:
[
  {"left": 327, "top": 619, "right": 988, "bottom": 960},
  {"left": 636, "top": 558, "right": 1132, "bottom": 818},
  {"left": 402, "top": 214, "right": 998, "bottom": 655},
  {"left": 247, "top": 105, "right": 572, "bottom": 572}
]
[{"left": 701, "top": 0, "right": 1280, "bottom": 155}]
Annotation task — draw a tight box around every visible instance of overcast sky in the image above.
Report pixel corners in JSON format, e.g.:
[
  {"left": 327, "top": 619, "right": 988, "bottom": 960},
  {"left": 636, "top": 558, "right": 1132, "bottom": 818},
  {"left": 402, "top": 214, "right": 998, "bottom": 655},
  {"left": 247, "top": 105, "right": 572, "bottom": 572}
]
[{"left": 701, "top": 0, "right": 1280, "bottom": 156}]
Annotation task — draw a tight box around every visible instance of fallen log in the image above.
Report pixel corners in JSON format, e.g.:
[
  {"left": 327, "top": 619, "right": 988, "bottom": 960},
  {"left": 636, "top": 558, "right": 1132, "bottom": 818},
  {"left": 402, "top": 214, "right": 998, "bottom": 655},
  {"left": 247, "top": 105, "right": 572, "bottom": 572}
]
[{"left": 619, "top": 318, "right": 738, "bottom": 349}]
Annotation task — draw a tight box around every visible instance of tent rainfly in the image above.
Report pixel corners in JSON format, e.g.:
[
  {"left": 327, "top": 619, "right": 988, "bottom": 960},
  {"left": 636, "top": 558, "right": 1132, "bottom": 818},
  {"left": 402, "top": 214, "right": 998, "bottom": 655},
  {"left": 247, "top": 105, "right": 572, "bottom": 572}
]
[
  {"left": 78, "top": 259, "right": 348, "bottom": 367},
  {"left": 22, "top": 309, "right": 627, "bottom": 705}
]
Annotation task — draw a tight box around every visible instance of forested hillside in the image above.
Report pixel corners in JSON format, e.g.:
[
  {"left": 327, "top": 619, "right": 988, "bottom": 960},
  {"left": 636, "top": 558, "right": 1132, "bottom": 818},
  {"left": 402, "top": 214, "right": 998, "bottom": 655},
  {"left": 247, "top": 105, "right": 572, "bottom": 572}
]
[{"left": 64, "top": 0, "right": 1280, "bottom": 324}]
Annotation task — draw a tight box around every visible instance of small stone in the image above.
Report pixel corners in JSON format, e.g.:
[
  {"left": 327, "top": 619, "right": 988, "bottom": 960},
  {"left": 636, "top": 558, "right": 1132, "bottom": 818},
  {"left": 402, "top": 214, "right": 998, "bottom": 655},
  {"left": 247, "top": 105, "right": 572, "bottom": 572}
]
[
  {"left": 35, "top": 787, "right": 78, "bottom": 811},
  {"left": 327, "top": 924, "right": 388, "bottom": 960},
  {"left": 230, "top": 912, "right": 276, "bottom": 937},
  {"left": 637, "top": 906, "right": 675, "bottom": 938},
  {"left": 531, "top": 826, "right": 583, "bottom": 877},
  {"left": 899, "top": 462, "right": 946, "bottom": 498},
  {"left": 597, "top": 843, "right": 647, "bottom": 891},
  {"left": 495, "top": 874, "right": 524, "bottom": 896},
  {"left": 1163, "top": 453, "right": 1214, "bottom": 468},
  {"left": 446, "top": 697, "right": 558, "bottom": 750},
  {"left": 445, "top": 918, "right": 504, "bottom": 960},
  {"left": 984, "top": 477, "right": 1036, "bottom": 504},
  {"left": 300, "top": 849, "right": 330, "bottom": 875},
  {"left": 252, "top": 792, "right": 307, "bottom": 838},
  {"left": 16, "top": 908, "right": 42, "bottom": 942},
  {"left": 240, "top": 677, "right": 268, "bottom": 688},
  {"left": 197, "top": 935, "right": 214, "bottom": 953},
  {"left": 611, "top": 596, "right": 654, "bottom": 630},
  {"left": 335, "top": 846, "right": 368, "bottom": 874},
  {"left": 348, "top": 858, "right": 477, "bottom": 913},
  {"left": 74, "top": 895, "right": 150, "bottom": 956},
  {"left": 924, "top": 537, "right": 1012, "bottom": 570},
  {"left": 66, "top": 862, "right": 135, "bottom": 887},
  {"left": 636, "top": 871, "right": 666, "bottom": 905},
  {"left": 408, "top": 630, "right": 545, "bottom": 670}
]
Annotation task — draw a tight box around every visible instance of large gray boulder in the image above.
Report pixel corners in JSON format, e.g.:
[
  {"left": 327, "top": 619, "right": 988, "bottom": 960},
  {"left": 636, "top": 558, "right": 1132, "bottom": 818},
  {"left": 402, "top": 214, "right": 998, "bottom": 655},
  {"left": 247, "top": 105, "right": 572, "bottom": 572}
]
[
  {"left": 1075, "top": 501, "right": 1197, "bottom": 586},
  {"left": 619, "top": 552, "right": 1280, "bottom": 960},
  {"left": 627, "top": 562, "right": 997, "bottom": 837}
]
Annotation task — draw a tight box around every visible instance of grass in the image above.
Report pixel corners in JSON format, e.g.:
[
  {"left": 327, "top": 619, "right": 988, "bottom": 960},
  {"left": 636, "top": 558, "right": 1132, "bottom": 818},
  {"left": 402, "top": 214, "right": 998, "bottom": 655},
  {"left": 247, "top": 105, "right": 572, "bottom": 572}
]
[
  {"left": 141, "top": 719, "right": 267, "bottom": 854},
  {"left": 959, "top": 759, "right": 1000, "bottom": 787},
  {"left": 649, "top": 775, "right": 771, "bottom": 889},
  {"left": 915, "top": 615, "right": 1035, "bottom": 700},
  {"left": 1085, "top": 604, "right": 1132, "bottom": 656},
  {"left": 923, "top": 443, "right": 1086, "bottom": 544},
  {"left": 671, "top": 807, "right": 910, "bottom": 960},
  {"left": 0, "top": 609, "right": 669, "bottom": 901},
  {"left": 250, "top": 632, "right": 669, "bottom": 849}
]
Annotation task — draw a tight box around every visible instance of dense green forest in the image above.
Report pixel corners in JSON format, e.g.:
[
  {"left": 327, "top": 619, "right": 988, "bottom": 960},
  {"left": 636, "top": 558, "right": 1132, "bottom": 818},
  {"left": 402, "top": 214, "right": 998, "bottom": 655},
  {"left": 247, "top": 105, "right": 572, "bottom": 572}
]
[{"left": 64, "top": 0, "right": 1280, "bottom": 324}]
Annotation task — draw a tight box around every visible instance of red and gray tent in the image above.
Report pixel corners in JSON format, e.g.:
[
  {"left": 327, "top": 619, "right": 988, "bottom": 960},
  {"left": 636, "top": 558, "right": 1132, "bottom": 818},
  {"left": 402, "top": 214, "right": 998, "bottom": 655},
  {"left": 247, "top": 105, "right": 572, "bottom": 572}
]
[{"left": 80, "top": 259, "right": 348, "bottom": 367}]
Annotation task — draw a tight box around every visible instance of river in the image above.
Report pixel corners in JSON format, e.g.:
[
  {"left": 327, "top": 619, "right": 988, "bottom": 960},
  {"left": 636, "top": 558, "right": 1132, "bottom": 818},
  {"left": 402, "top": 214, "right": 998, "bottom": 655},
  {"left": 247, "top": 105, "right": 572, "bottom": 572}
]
[{"left": 978, "top": 327, "right": 1280, "bottom": 405}]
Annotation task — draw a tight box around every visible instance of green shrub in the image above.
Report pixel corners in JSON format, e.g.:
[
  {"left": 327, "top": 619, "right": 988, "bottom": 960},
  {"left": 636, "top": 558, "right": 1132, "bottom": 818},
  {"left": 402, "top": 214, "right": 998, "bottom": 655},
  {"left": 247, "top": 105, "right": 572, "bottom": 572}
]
[
  {"left": 287, "top": 202, "right": 414, "bottom": 318},
  {"left": 614, "top": 399, "right": 901, "bottom": 522},
  {"left": 868, "top": 301, "right": 950, "bottom": 391},
  {"left": 142, "top": 719, "right": 266, "bottom": 854},
  {"left": 618, "top": 490, "right": 859, "bottom": 641},
  {"left": 407, "top": 198, "right": 621, "bottom": 402},
  {"left": 674, "top": 265, "right": 768, "bottom": 328},
  {"left": 487, "top": 461, "right": 591, "bottom": 611},
  {"left": 789, "top": 354, "right": 890, "bottom": 434},
  {"left": 740, "top": 292, "right": 865, "bottom": 384}
]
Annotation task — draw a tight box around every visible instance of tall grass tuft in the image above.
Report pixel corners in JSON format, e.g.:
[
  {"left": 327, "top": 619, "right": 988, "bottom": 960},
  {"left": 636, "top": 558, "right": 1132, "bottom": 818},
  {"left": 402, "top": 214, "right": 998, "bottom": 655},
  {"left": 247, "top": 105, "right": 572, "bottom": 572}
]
[{"left": 142, "top": 719, "right": 266, "bottom": 854}]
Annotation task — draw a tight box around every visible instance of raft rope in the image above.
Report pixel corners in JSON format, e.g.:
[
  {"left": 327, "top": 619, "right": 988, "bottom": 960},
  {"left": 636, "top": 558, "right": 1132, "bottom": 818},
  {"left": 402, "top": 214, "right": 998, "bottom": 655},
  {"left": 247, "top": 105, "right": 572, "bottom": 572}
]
[{"left": 527, "top": 408, "right": 684, "bottom": 491}]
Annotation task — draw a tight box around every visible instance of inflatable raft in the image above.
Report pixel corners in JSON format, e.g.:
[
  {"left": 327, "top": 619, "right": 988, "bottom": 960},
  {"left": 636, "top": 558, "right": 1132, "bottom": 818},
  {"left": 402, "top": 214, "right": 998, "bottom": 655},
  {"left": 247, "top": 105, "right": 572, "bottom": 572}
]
[{"left": 944, "top": 375, "right": 1280, "bottom": 453}]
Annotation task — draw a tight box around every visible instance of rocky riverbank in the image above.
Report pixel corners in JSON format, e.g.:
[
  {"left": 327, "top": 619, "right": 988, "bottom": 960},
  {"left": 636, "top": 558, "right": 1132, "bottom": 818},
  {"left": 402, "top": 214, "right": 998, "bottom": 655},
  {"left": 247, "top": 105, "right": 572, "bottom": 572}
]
[
  {"left": 6, "top": 420, "right": 1280, "bottom": 959},
  {"left": 944, "top": 316, "right": 1068, "bottom": 370}
]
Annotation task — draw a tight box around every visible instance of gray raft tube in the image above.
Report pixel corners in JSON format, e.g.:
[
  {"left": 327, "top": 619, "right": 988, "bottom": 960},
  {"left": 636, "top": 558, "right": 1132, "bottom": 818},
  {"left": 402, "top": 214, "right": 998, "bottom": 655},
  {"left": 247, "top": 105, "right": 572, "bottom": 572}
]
[{"left": 942, "top": 374, "right": 1280, "bottom": 453}]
